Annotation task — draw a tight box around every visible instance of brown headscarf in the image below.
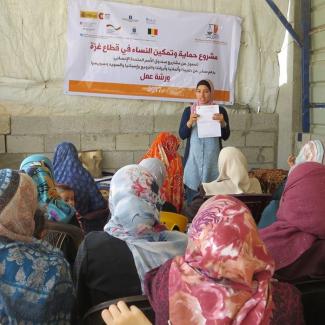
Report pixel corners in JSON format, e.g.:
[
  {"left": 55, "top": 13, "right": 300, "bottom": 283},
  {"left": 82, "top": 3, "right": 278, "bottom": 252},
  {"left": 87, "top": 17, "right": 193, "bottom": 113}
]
[{"left": 0, "top": 169, "right": 37, "bottom": 242}]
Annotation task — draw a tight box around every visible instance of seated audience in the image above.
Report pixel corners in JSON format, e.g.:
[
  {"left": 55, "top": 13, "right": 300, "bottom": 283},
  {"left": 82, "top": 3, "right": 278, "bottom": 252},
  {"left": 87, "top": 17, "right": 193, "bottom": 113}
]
[
  {"left": 260, "top": 161, "right": 325, "bottom": 282},
  {"left": 185, "top": 147, "right": 261, "bottom": 219},
  {"left": 145, "top": 195, "right": 304, "bottom": 325},
  {"left": 53, "top": 142, "right": 106, "bottom": 215},
  {"left": 101, "top": 301, "right": 151, "bottom": 325},
  {"left": 0, "top": 169, "right": 74, "bottom": 323},
  {"left": 258, "top": 139, "right": 324, "bottom": 229},
  {"left": 74, "top": 163, "right": 187, "bottom": 320},
  {"left": 202, "top": 146, "right": 262, "bottom": 196},
  {"left": 141, "top": 132, "right": 184, "bottom": 212},
  {"left": 20, "top": 154, "right": 75, "bottom": 223}
]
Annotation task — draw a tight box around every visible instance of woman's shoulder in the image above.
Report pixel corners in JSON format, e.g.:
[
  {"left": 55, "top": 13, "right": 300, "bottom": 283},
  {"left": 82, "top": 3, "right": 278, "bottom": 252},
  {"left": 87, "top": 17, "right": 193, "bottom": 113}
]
[
  {"left": 83, "top": 231, "right": 131, "bottom": 255},
  {"left": 0, "top": 239, "right": 71, "bottom": 280}
]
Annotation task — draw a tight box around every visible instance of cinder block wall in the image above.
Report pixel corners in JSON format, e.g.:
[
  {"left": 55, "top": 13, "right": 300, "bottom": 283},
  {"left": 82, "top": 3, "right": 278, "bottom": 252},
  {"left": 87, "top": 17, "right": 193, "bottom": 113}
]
[{"left": 0, "top": 110, "right": 278, "bottom": 171}]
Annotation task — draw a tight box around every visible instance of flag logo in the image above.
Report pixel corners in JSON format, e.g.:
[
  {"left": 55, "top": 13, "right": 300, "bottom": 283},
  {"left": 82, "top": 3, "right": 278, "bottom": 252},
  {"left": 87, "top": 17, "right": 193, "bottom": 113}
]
[{"left": 148, "top": 28, "right": 158, "bottom": 36}]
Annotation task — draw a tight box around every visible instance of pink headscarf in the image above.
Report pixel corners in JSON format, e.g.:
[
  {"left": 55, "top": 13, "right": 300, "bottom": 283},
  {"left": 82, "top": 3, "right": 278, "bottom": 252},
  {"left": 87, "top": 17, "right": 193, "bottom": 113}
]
[
  {"left": 169, "top": 195, "right": 275, "bottom": 325},
  {"left": 260, "top": 162, "right": 325, "bottom": 270},
  {"left": 191, "top": 79, "right": 215, "bottom": 114}
]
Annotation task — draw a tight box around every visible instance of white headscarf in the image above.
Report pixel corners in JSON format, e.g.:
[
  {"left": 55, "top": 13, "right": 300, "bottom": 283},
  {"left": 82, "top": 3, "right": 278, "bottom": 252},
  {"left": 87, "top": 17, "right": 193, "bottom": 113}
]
[{"left": 202, "top": 147, "right": 262, "bottom": 196}]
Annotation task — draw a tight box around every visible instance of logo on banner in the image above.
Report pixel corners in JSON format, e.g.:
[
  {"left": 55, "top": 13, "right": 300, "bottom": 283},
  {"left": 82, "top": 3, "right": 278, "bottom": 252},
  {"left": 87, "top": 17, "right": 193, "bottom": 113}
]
[
  {"left": 106, "top": 24, "right": 121, "bottom": 33},
  {"left": 123, "top": 14, "right": 139, "bottom": 22},
  {"left": 80, "top": 11, "right": 110, "bottom": 20},
  {"left": 148, "top": 28, "right": 158, "bottom": 36},
  {"left": 130, "top": 27, "right": 137, "bottom": 35},
  {"left": 146, "top": 17, "right": 156, "bottom": 25},
  {"left": 206, "top": 24, "right": 219, "bottom": 39}
]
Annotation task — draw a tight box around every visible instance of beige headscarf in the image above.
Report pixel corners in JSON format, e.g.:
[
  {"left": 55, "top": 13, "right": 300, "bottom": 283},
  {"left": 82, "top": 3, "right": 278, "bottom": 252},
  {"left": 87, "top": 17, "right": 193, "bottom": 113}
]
[
  {"left": 202, "top": 147, "right": 262, "bottom": 196},
  {"left": 0, "top": 169, "right": 37, "bottom": 242}
]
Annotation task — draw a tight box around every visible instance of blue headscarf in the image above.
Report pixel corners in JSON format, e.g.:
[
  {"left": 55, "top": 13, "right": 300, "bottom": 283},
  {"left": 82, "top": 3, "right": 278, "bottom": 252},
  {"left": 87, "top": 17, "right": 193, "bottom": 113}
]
[
  {"left": 53, "top": 142, "right": 106, "bottom": 215},
  {"left": 20, "top": 154, "right": 75, "bottom": 223},
  {"left": 104, "top": 164, "right": 187, "bottom": 290},
  {"left": 0, "top": 169, "right": 74, "bottom": 323}
]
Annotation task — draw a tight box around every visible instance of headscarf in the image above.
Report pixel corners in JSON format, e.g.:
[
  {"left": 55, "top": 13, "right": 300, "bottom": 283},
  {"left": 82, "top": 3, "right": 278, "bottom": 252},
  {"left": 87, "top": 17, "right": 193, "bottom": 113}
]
[
  {"left": 139, "top": 158, "right": 166, "bottom": 189},
  {"left": 191, "top": 79, "right": 214, "bottom": 114},
  {"left": 141, "top": 132, "right": 184, "bottom": 212},
  {"left": 0, "top": 169, "right": 37, "bottom": 242},
  {"left": 20, "top": 154, "right": 75, "bottom": 223},
  {"left": 104, "top": 165, "right": 187, "bottom": 290},
  {"left": 53, "top": 142, "right": 106, "bottom": 215},
  {"left": 260, "top": 162, "right": 325, "bottom": 270},
  {"left": 291, "top": 140, "right": 325, "bottom": 172},
  {"left": 169, "top": 195, "right": 274, "bottom": 325},
  {"left": 202, "top": 147, "right": 262, "bottom": 196},
  {"left": 0, "top": 169, "right": 74, "bottom": 323}
]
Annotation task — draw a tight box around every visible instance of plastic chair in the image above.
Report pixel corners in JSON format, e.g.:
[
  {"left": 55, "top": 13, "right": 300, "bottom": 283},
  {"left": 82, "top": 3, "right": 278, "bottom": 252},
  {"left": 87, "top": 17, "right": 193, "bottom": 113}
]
[
  {"left": 230, "top": 193, "right": 272, "bottom": 224},
  {"left": 82, "top": 295, "right": 154, "bottom": 325},
  {"left": 44, "top": 220, "right": 84, "bottom": 265},
  {"left": 185, "top": 193, "right": 272, "bottom": 224},
  {"left": 160, "top": 211, "right": 188, "bottom": 232}
]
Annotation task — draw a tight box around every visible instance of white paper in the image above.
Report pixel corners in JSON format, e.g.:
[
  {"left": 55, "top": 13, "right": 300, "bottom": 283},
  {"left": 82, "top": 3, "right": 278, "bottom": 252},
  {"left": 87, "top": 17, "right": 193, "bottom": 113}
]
[{"left": 197, "top": 105, "right": 221, "bottom": 138}]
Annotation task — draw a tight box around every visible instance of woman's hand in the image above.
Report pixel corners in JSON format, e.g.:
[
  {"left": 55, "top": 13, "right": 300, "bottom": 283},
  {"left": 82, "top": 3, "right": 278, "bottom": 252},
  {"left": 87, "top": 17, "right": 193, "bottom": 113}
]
[
  {"left": 101, "top": 301, "right": 152, "bottom": 325},
  {"left": 287, "top": 154, "right": 296, "bottom": 167},
  {"left": 187, "top": 112, "right": 199, "bottom": 128},
  {"left": 213, "top": 113, "right": 226, "bottom": 128}
]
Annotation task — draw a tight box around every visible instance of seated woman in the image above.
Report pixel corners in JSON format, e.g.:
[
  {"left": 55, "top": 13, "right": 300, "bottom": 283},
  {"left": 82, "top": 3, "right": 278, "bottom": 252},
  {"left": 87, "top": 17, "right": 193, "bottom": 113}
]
[
  {"left": 145, "top": 195, "right": 304, "bottom": 325},
  {"left": 20, "top": 154, "right": 75, "bottom": 223},
  {"left": 202, "top": 146, "right": 262, "bottom": 195},
  {"left": 258, "top": 139, "right": 324, "bottom": 229},
  {"left": 185, "top": 147, "right": 261, "bottom": 219},
  {"left": 0, "top": 169, "right": 74, "bottom": 323},
  {"left": 260, "top": 161, "right": 325, "bottom": 283},
  {"left": 74, "top": 162, "right": 187, "bottom": 320},
  {"left": 53, "top": 142, "right": 107, "bottom": 216},
  {"left": 141, "top": 132, "right": 184, "bottom": 213}
]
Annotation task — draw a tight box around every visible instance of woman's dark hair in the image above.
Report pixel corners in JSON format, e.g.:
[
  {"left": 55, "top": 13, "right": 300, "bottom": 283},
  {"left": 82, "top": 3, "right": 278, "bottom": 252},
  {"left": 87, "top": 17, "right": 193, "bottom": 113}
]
[{"left": 196, "top": 80, "right": 211, "bottom": 91}]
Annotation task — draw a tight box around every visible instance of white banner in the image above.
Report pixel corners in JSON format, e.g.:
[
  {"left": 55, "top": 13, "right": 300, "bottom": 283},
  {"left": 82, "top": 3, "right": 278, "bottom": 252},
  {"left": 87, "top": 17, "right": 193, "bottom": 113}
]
[{"left": 65, "top": 0, "right": 242, "bottom": 103}]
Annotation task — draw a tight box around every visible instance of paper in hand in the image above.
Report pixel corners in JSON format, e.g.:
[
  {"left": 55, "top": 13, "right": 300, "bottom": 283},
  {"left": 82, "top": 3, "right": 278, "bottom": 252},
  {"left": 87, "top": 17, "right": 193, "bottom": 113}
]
[{"left": 197, "top": 105, "right": 221, "bottom": 138}]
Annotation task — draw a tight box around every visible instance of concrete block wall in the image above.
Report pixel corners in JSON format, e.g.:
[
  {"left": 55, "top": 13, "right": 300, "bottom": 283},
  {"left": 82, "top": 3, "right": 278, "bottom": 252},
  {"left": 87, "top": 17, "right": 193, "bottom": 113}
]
[{"left": 0, "top": 110, "right": 278, "bottom": 171}]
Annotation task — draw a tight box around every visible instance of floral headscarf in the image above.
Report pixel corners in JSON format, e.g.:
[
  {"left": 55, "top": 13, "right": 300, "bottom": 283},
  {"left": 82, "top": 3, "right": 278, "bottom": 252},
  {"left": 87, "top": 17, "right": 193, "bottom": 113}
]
[
  {"left": 104, "top": 164, "right": 187, "bottom": 290},
  {"left": 141, "top": 132, "right": 183, "bottom": 212},
  {"left": 169, "top": 195, "right": 274, "bottom": 325},
  {"left": 292, "top": 140, "right": 325, "bottom": 170},
  {"left": 0, "top": 169, "right": 37, "bottom": 242}
]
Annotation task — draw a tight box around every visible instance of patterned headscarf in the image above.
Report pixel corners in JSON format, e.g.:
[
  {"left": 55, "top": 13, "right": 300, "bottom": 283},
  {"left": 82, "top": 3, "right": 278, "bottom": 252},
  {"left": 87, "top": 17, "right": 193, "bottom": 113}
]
[
  {"left": 104, "top": 165, "right": 187, "bottom": 290},
  {"left": 20, "top": 154, "right": 75, "bottom": 223},
  {"left": 0, "top": 169, "right": 37, "bottom": 242},
  {"left": 53, "top": 142, "right": 106, "bottom": 215},
  {"left": 138, "top": 158, "right": 166, "bottom": 189},
  {"left": 169, "top": 195, "right": 274, "bottom": 325},
  {"left": 293, "top": 140, "right": 325, "bottom": 169},
  {"left": 141, "top": 132, "right": 184, "bottom": 212},
  {"left": 260, "top": 162, "right": 325, "bottom": 270},
  {"left": 203, "top": 147, "right": 262, "bottom": 195}
]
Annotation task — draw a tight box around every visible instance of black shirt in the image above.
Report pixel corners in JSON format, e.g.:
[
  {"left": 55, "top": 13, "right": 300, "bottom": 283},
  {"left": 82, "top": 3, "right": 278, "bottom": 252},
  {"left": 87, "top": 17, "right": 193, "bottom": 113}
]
[{"left": 74, "top": 231, "right": 141, "bottom": 320}]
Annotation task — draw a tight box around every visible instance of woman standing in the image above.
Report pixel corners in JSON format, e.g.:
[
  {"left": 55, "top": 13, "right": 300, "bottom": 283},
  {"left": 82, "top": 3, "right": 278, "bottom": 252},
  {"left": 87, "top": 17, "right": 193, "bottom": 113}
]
[{"left": 179, "top": 79, "right": 230, "bottom": 203}]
